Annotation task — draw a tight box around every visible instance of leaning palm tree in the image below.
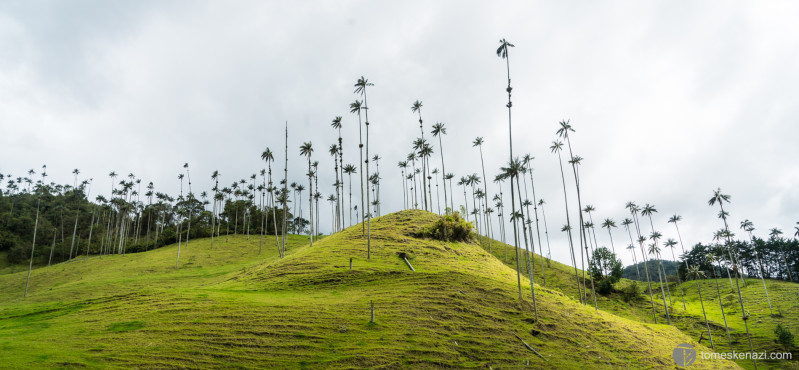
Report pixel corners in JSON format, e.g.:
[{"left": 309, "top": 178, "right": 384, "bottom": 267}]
[
  {"left": 686, "top": 266, "right": 715, "bottom": 351},
  {"left": 354, "top": 76, "right": 374, "bottom": 259},
  {"left": 473, "top": 137, "right": 492, "bottom": 254},
  {"left": 431, "top": 122, "right": 449, "bottom": 213},
  {"left": 551, "top": 140, "right": 583, "bottom": 304},
  {"left": 708, "top": 188, "right": 756, "bottom": 366},
  {"left": 621, "top": 218, "right": 640, "bottom": 279},
  {"left": 740, "top": 219, "right": 772, "bottom": 314},
  {"left": 300, "top": 142, "right": 314, "bottom": 245}
]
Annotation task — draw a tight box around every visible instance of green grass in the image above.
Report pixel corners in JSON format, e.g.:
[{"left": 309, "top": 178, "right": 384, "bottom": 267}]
[
  {"left": 0, "top": 211, "right": 742, "bottom": 368},
  {"left": 477, "top": 235, "right": 799, "bottom": 369}
]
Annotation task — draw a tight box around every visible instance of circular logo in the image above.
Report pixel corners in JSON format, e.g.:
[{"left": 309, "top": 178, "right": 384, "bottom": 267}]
[{"left": 673, "top": 343, "right": 697, "bottom": 367}]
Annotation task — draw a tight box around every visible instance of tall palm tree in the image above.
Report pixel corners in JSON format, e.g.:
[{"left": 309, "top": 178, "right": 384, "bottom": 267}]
[
  {"left": 184, "top": 163, "right": 193, "bottom": 246},
  {"left": 343, "top": 164, "right": 356, "bottom": 227},
  {"left": 538, "top": 199, "right": 552, "bottom": 261},
  {"left": 708, "top": 188, "right": 756, "bottom": 367},
  {"left": 664, "top": 238, "right": 687, "bottom": 310},
  {"left": 621, "top": 218, "right": 640, "bottom": 279},
  {"left": 686, "top": 266, "right": 715, "bottom": 351},
  {"left": 740, "top": 219, "right": 772, "bottom": 314},
  {"left": 397, "top": 161, "right": 408, "bottom": 209},
  {"left": 473, "top": 137, "right": 492, "bottom": 254},
  {"left": 706, "top": 253, "right": 733, "bottom": 348},
  {"left": 350, "top": 100, "right": 365, "bottom": 233},
  {"left": 411, "top": 101, "right": 428, "bottom": 211},
  {"left": 627, "top": 202, "right": 658, "bottom": 323},
  {"left": 641, "top": 204, "right": 673, "bottom": 316},
  {"left": 523, "top": 155, "right": 547, "bottom": 274},
  {"left": 24, "top": 188, "right": 42, "bottom": 298},
  {"left": 647, "top": 233, "right": 671, "bottom": 324},
  {"left": 601, "top": 218, "right": 617, "bottom": 254},
  {"left": 354, "top": 76, "right": 373, "bottom": 259},
  {"left": 331, "top": 116, "right": 344, "bottom": 229},
  {"left": 458, "top": 176, "right": 470, "bottom": 222},
  {"left": 329, "top": 144, "right": 341, "bottom": 232},
  {"left": 550, "top": 140, "right": 583, "bottom": 304},
  {"left": 262, "top": 148, "right": 280, "bottom": 255},
  {"left": 431, "top": 122, "right": 448, "bottom": 213},
  {"left": 300, "top": 142, "right": 315, "bottom": 245},
  {"left": 557, "top": 121, "right": 595, "bottom": 309},
  {"left": 281, "top": 124, "right": 289, "bottom": 255}
]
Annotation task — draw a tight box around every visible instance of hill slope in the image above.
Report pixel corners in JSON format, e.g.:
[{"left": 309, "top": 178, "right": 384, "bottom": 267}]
[{"left": 0, "top": 210, "right": 737, "bottom": 368}]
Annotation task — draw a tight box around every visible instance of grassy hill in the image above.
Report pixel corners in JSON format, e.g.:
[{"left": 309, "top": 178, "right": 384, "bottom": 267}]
[
  {"left": 477, "top": 234, "right": 799, "bottom": 369},
  {"left": 0, "top": 210, "right": 741, "bottom": 368}
]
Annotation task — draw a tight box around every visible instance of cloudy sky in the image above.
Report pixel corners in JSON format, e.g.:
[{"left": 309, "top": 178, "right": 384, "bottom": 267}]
[{"left": 1, "top": 0, "right": 797, "bottom": 267}]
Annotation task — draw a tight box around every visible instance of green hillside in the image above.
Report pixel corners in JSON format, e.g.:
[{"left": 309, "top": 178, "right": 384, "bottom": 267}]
[
  {"left": 0, "top": 210, "right": 741, "bottom": 368},
  {"left": 478, "top": 235, "right": 799, "bottom": 369}
]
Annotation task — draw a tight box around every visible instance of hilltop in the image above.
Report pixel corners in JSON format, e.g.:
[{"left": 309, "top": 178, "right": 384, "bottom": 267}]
[{"left": 0, "top": 210, "right": 739, "bottom": 368}]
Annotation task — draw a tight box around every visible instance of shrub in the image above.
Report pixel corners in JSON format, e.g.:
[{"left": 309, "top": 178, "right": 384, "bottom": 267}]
[
  {"left": 418, "top": 212, "right": 474, "bottom": 242},
  {"left": 621, "top": 281, "right": 641, "bottom": 303},
  {"left": 775, "top": 323, "right": 794, "bottom": 349}
]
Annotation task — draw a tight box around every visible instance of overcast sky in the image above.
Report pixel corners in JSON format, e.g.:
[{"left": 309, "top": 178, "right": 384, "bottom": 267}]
[{"left": 1, "top": 1, "right": 797, "bottom": 267}]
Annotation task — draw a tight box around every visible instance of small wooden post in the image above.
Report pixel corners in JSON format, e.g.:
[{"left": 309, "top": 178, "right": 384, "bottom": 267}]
[
  {"left": 349, "top": 257, "right": 353, "bottom": 270},
  {"left": 370, "top": 301, "right": 375, "bottom": 323}
]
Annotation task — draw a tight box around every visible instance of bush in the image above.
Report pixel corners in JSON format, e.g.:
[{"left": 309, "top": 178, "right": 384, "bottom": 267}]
[
  {"left": 418, "top": 212, "right": 474, "bottom": 242},
  {"left": 775, "top": 323, "right": 794, "bottom": 349},
  {"left": 621, "top": 281, "right": 641, "bottom": 303}
]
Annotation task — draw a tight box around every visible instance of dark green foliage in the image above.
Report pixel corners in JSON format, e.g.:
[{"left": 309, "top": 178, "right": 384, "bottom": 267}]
[
  {"left": 623, "top": 260, "right": 680, "bottom": 282},
  {"left": 589, "top": 247, "right": 623, "bottom": 294},
  {"left": 417, "top": 212, "right": 474, "bottom": 242},
  {"left": 775, "top": 323, "right": 794, "bottom": 349},
  {"left": 678, "top": 239, "right": 799, "bottom": 282},
  {"left": 621, "top": 281, "right": 641, "bottom": 303}
]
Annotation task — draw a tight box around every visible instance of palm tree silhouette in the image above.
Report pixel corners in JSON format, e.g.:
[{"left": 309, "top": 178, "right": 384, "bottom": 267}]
[
  {"left": 647, "top": 233, "right": 671, "bottom": 324},
  {"left": 350, "top": 100, "right": 365, "bottom": 233},
  {"left": 706, "top": 253, "right": 733, "bottom": 348},
  {"left": 601, "top": 218, "right": 617, "bottom": 254},
  {"left": 331, "top": 116, "right": 345, "bottom": 229},
  {"left": 473, "top": 137, "right": 492, "bottom": 255}
]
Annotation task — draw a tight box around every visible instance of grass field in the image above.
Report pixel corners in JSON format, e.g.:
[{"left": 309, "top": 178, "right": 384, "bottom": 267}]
[{"left": 0, "top": 210, "right": 747, "bottom": 368}]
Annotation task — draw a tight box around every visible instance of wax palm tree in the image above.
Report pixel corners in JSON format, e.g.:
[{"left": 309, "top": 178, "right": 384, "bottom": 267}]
[
  {"left": 601, "top": 218, "right": 618, "bottom": 254},
  {"left": 458, "top": 176, "right": 470, "bottom": 222},
  {"left": 350, "top": 100, "right": 365, "bottom": 233},
  {"left": 413, "top": 138, "right": 429, "bottom": 211},
  {"left": 473, "top": 137, "right": 492, "bottom": 253},
  {"left": 641, "top": 204, "right": 673, "bottom": 310},
  {"left": 708, "top": 189, "right": 756, "bottom": 366},
  {"left": 24, "top": 180, "right": 42, "bottom": 297},
  {"left": 665, "top": 238, "right": 687, "bottom": 309},
  {"left": 522, "top": 155, "right": 547, "bottom": 273},
  {"left": 740, "top": 219, "right": 772, "bottom": 314},
  {"left": 300, "top": 142, "right": 314, "bottom": 245},
  {"left": 537, "top": 199, "right": 552, "bottom": 261},
  {"left": 332, "top": 116, "right": 344, "bottom": 228},
  {"left": 329, "top": 144, "right": 341, "bottom": 232},
  {"left": 647, "top": 234, "right": 671, "bottom": 324},
  {"left": 431, "top": 122, "right": 448, "bottom": 213},
  {"left": 550, "top": 140, "right": 583, "bottom": 304},
  {"left": 627, "top": 202, "right": 658, "bottom": 322},
  {"left": 621, "top": 218, "right": 639, "bottom": 279},
  {"left": 262, "top": 148, "right": 280, "bottom": 254},
  {"left": 340, "top": 163, "right": 356, "bottom": 226},
  {"left": 686, "top": 266, "right": 715, "bottom": 351},
  {"left": 354, "top": 76, "right": 373, "bottom": 259},
  {"left": 706, "top": 253, "right": 733, "bottom": 348}
]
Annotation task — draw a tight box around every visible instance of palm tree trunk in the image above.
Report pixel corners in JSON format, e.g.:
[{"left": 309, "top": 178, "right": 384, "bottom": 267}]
[
  {"left": 555, "top": 151, "right": 583, "bottom": 304},
  {"left": 633, "top": 213, "right": 658, "bottom": 323},
  {"left": 515, "top": 175, "right": 538, "bottom": 320},
  {"left": 697, "top": 282, "right": 715, "bottom": 351},
  {"left": 437, "top": 135, "right": 448, "bottom": 213},
  {"left": 24, "top": 199, "right": 41, "bottom": 298},
  {"left": 712, "top": 263, "right": 733, "bottom": 347}
]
